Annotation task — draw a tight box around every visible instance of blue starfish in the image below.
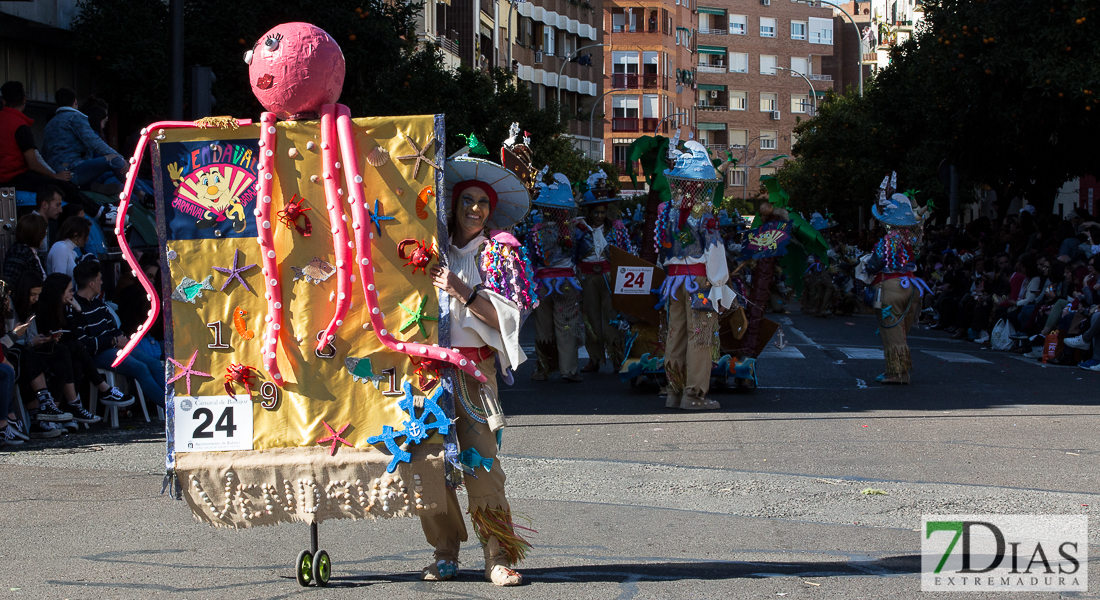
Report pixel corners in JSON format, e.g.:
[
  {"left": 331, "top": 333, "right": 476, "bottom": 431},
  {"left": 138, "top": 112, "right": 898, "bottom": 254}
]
[
  {"left": 367, "top": 199, "right": 395, "bottom": 236},
  {"left": 367, "top": 383, "right": 451, "bottom": 473}
]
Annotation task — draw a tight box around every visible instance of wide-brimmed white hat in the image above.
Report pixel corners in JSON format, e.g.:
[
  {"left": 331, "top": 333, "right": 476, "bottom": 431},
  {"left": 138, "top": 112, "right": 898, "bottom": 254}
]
[{"left": 445, "top": 156, "right": 531, "bottom": 229}]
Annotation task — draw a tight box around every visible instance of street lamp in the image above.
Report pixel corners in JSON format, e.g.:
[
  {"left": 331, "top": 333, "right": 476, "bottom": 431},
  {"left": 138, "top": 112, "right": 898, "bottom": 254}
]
[
  {"left": 557, "top": 43, "right": 608, "bottom": 123},
  {"left": 794, "top": 0, "right": 862, "bottom": 97},
  {"left": 655, "top": 111, "right": 687, "bottom": 138},
  {"left": 589, "top": 88, "right": 627, "bottom": 161},
  {"left": 505, "top": 0, "right": 526, "bottom": 69},
  {"left": 773, "top": 66, "right": 818, "bottom": 115}
]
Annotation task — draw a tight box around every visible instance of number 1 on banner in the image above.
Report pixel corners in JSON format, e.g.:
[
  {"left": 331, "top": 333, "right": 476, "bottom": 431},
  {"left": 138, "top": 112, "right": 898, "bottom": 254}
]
[{"left": 615, "top": 266, "right": 653, "bottom": 295}]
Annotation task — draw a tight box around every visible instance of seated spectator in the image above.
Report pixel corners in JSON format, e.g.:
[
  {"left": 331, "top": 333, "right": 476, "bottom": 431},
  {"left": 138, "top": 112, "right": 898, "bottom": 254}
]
[
  {"left": 41, "top": 88, "right": 128, "bottom": 194},
  {"left": 47, "top": 216, "right": 89, "bottom": 277},
  {"left": 0, "top": 282, "right": 18, "bottom": 447},
  {"left": 72, "top": 260, "right": 164, "bottom": 411},
  {"left": 7, "top": 272, "right": 71, "bottom": 437},
  {"left": 1, "top": 213, "right": 48, "bottom": 286},
  {"left": 0, "top": 81, "right": 105, "bottom": 219},
  {"left": 30, "top": 185, "right": 63, "bottom": 259}
]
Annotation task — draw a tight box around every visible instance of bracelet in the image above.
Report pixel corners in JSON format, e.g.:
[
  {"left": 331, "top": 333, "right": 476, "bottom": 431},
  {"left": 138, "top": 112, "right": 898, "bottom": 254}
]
[{"left": 464, "top": 289, "right": 479, "bottom": 307}]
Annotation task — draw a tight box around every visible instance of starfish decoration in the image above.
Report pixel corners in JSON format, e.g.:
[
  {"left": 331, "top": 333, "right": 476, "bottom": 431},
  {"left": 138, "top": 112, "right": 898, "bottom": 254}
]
[
  {"left": 367, "top": 199, "right": 395, "bottom": 236},
  {"left": 212, "top": 249, "right": 258, "bottom": 292},
  {"left": 398, "top": 295, "right": 439, "bottom": 338},
  {"left": 167, "top": 350, "right": 213, "bottom": 396},
  {"left": 395, "top": 133, "right": 442, "bottom": 180},
  {"left": 316, "top": 420, "right": 353, "bottom": 456}
]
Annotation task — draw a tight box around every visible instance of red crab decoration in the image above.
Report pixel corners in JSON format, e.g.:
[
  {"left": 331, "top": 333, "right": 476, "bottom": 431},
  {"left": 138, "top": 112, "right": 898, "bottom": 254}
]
[
  {"left": 397, "top": 238, "right": 435, "bottom": 275},
  {"left": 277, "top": 193, "right": 312, "bottom": 236},
  {"left": 410, "top": 356, "right": 444, "bottom": 392},
  {"left": 225, "top": 363, "right": 259, "bottom": 399}
]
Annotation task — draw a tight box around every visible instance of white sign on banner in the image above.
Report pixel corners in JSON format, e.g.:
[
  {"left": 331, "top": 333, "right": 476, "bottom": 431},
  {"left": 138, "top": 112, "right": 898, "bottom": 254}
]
[
  {"left": 614, "top": 266, "right": 653, "bottom": 295},
  {"left": 174, "top": 396, "right": 254, "bottom": 452}
]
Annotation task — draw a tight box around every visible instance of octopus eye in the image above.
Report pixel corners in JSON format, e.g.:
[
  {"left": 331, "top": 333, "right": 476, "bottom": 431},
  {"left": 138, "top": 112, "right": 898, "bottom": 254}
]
[
  {"left": 243, "top": 50, "right": 253, "bottom": 65},
  {"left": 264, "top": 33, "right": 282, "bottom": 51}
]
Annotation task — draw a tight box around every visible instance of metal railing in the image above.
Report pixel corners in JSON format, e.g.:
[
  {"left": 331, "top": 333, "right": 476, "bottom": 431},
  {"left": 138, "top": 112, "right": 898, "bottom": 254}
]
[
  {"left": 642, "top": 73, "right": 659, "bottom": 88},
  {"left": 699, "top": 28, "right": 727, "bottom": 35},
  {"left": 611, "top": 73, "right": 640, "bottom": 88},
  {"left": 861, "top": 52, "right": 877, "bottom": 63},
  {"left": 642, "top": 117, "right": 659, "bottom": 132},
  {"left": 704, "top": 143, "right": 728, "bottom": 152},
  {"left": 697, "top": 65, "right": 726, "bottom": 73},
  {"left": 612, "top": 117, "right": 640, "bottom": 132},
  {"left": 807, "top": 73, "right": 833, "bottom": 81},
  {"left": 696, "top": 104, "right": 729, "bottom": 111}
]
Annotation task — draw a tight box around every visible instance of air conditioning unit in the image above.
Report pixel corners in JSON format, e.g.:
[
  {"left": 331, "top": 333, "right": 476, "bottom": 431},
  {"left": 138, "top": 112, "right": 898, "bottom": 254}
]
[
  {"left": 709, "top": 90, "right": 718, "bottom": 98},
  {"left": 534, "top": 51, "right": 543, "bottom": 63},
  {"left": 770, "top": 110, "right": 781, "bottom": 120}
]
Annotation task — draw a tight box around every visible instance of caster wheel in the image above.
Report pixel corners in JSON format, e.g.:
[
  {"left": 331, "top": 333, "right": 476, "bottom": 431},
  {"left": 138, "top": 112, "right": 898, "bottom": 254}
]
[
  {"left": 296, "top": 550, "right": 313, "bottom": 587},
  {"left": 312, "top": 549, "right": 331, "bottom": 586}
]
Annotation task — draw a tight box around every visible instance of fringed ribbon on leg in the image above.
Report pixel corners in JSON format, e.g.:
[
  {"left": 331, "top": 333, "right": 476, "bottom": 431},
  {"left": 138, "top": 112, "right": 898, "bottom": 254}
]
[{"left": 470, "top": 506, "right": 535, "bottom": 566}]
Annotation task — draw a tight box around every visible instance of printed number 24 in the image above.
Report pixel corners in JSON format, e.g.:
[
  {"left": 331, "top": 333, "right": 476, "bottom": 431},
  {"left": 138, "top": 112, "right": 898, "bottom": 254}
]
[
  {"left": 623, "top": 271, "right": 646, "bottom": 289},
  {"left": 192, "top": 407, "right": 237, "bottom": 438}
]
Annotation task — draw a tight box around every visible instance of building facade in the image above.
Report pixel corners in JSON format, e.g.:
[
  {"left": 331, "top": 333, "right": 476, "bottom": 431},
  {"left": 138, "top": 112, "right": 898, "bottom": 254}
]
[
  {"left": 823, "top": 0, "right": 924, "bottom": 94},
  {"left": 601, "top": 0, "right": 699, "bottom": 187},
  {"left": 693, "top": 0, "right": 835, "bottom": 198}
]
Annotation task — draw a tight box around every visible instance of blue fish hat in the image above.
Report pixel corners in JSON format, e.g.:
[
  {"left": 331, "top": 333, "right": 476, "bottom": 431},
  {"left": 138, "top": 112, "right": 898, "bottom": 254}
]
[
  {"left": 664, "top": 141, "right": 719, "bottom": 183},
  {"left": 871, "top": 172, "right": 919, "bottom": 227},
  {"left": 811, "top": 212, "right": 836, "bottom": 230},
  {"left": 533, "top": 173, "right": 577, "bottom": 209}
]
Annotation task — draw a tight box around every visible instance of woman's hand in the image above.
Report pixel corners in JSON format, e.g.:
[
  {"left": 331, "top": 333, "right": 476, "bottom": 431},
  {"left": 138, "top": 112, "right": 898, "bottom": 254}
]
[
  {"left": 30, "top": 334, "right": 50, "bottom": 347},
  {"left": 68, "top": 296, "right": 82, "bottom": 311},
  {"left": 12, "top": 319, "right": 31, "bottom": 338},
  {"left": 115, "top": 334, "right": 129, "bottom": 349},
  {"left": 429, "top": 265, "right": 471, "bottom": 301}
]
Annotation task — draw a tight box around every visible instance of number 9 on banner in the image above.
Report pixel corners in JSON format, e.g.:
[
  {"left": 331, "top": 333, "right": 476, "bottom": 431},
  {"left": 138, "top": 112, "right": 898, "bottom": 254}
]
[{"left": 259, "top": 381, "right": 280, "bottom": 410}]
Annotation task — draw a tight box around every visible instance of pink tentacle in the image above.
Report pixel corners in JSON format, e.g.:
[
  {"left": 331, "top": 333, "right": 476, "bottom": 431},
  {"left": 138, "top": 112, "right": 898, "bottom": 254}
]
[
  {"left": 111, "top": 119, "right": 253, "bottom": 368},
  {"left": 316, "top": 105, "right": 353, "bottom": 353},
  {"left": 256, "top": 113, "right": 285, "bottom": 385},
  {"left": 333, "top": 105, "right": 486, "bottom": 382}
]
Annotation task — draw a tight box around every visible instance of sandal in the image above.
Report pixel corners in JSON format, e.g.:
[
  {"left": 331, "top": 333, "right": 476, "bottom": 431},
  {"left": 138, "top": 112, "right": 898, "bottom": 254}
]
[
  {"left": 680, "top": 398, "right": 721, "bottom": 410},
  {"left": 486, "top": 564, "right": 523, "bottom": 586},
  {"left": 422, "top": 559, "right": 458, "bottom": 581}
]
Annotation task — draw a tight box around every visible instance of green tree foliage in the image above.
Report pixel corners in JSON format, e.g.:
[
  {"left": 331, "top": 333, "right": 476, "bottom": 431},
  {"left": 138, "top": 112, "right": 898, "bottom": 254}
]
[
  {"left": 780, "top": 0, "right": 1098, "bottom": 223},
  {"left": 71, "top": 0, "right": 595, "bottom": 176}
]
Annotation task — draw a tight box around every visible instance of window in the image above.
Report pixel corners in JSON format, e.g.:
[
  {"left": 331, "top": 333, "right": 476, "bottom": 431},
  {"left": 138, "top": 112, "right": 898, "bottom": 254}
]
[
  {"left": 759, "top": 167, "right": 776, "bottom": 177},
  {"left": 808, "top": 17, "right": 833, "bottom": 44},
  {"left": 729, "top": 52, "right": 748, "bottom": 73},
  {"left": 729, "top": 91, "right": 747, "bottom": 110},
  {"left": 791, "top": 20, "right": 807, "bottom": 40},
  {"left": 729, "top": 14, "right": 746, "bottom": 35},
  {"left": 612, "top": 96, "right": 639, "bottom": 118},
  {"left": 543, "top": 26, "right": 556, "bottom": 55},
  {"left": 612, "top": 51, "right": 639, "bottom": 73},
  {"left": 728, "top": 168, "right": 745, "bottom": 186},
  {"left": 613, "top": 144, "right": 630, "bottom": 164},
  {"left": 791, "top": 93, "right": 809, "bottom": 113},
  {"left": 760, "top": 130, "right": 778, "bottom": 150},
  {"left": 760, "top": 55, "right": 777, "bottom": 75},
  {"left": 760, "top": 17, "right": 777, "bottom": 37},
  {"left": 642, "top": 94, "right": 659, "bottom": 118},
  {"left": 729, "top": 128, "right": 748, "bottom": 147},
  {"left": 563, "top": 34, "right": 576, "bottom": 57},
  {"left": 791, "top": 56, "right": 809, "bottom": 76},
  {"left": 760, "top": 92, "right": 778, "bottom": 111}
]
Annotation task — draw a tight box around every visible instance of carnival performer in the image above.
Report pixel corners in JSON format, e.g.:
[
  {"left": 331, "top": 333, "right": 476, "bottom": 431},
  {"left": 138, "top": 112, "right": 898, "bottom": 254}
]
[
  {"left": 422, "top": 154, "right": 537, "bottom": 586},
  {"left": 861, "top": 173, "right": 929, "bottom": 384},
  {"left": 527, "top": 173, "right": 583, "bottom": 382},
  {"left": 575, "top": 174, "right": 635, "bottom": 373},
  {"left": 655, "top": 142, "right": 737, "bottom": 409}
]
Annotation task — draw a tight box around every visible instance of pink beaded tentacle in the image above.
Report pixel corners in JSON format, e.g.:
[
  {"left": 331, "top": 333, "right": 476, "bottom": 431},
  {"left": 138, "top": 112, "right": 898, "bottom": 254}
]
[
  {"left": 256, "top": 112, "right": 285, "bottom": 385},
  {"left": 333, "top": 105, "right": 487, "bottom": 382},
  {"left": 111, "top": 119, "right": 253, "bottom": 368},
  {"left": 316, "top": 104, "right": 353, "bottom": 353}
]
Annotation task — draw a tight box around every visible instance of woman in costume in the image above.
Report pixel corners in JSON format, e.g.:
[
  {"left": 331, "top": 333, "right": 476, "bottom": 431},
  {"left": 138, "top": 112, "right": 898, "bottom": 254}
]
[
  {"left": 862, "top": 173, "right": 929, "bottom": 384},
  {"left": 422, "top": 153, "right": 537, "bottom": 586},
  {"left": 655, "top": 142, "right": 737, "bottom": 409},
  {"left": 575, "top": 177, "right": 634, "bottom": 373},
  {"left": 526, "top": 173, "right": 583, "bottom": 382}
]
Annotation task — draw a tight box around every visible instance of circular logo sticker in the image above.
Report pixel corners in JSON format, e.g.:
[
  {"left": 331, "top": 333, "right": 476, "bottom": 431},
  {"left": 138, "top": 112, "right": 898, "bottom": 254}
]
[{"left": 179, "top": 399, "right": 193, "bottom": 412}]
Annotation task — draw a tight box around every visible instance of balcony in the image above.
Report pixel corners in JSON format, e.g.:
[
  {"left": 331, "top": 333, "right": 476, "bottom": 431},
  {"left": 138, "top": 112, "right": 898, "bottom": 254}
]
[
  {"left": 699, "top": 28, "right": 727, "bottom": 35},
  {"left": 704, "top": 143, "right": 728, "bottom": 153},
  {"left": 861, "top": 52, "right": 878, "bottom": 63},
  {"left": 807, "top": 73, "right": 833, "bottom": 81},
  {"left": 696, "top": 104, "right": 728, "bottom": 112},
  {"left": 697, "top": 65, "right": 726, "bottom": 74},
  {"left": 613, "top": 160, "right": 630, "bottom": 174},
  {"left": 642, "top": 73, "right": 659, "bottom": 88},
  {"left": 612, "top": 118, "right": 640, "bottom": 132},
  {"left": 611, "top": 73, "right": 640, "bottom": 89}
]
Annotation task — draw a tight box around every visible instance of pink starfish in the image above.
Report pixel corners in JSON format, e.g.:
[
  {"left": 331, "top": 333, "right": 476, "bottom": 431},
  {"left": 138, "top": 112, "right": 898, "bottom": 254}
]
[
  {"left": 316, "top": 421, "right": 352, "bottom": 456},
  {"left": 167, "top": 350, "right": 213, "bottom": 396}
]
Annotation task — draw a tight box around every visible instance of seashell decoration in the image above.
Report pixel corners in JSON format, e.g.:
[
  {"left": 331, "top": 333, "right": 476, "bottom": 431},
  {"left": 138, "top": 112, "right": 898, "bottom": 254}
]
[{"left": 366, "top": 145, "right": 390, "bottom": 167}]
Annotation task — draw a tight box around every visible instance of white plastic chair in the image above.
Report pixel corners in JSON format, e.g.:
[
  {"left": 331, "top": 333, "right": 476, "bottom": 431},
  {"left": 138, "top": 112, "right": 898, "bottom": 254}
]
[{"left": 90, "top": 370, "right": 163, "bottom": 428}]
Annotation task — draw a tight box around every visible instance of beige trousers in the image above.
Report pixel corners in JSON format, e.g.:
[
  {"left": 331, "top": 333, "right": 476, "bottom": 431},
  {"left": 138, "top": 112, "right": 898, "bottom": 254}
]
[
  {"left": 876, "top": 278, "right": 918, "bottom": 377},
  {"left": 533, "top": 281, "right": 582, "bottom": 376},
  {"left": 664, "top": 276, "right": 719, "bottom": 404},
  {"left": 419, "top": 356, "right": 529, "bottom": 568},
  {"left": 581, "top": 272, "right": 622, "bottom": 368}
]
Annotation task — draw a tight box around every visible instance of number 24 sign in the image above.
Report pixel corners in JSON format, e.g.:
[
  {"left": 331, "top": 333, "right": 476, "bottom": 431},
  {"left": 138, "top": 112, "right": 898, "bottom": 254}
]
[
  {"left": 614, "top": 266, "right": 653, "bottom": 295},
  {"left": 174, "top": 396, "right": 254, "bottom": 452}
]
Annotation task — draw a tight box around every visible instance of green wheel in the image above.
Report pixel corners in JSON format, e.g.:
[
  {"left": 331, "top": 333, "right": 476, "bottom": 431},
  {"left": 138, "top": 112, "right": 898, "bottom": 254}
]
[
  {"left": 312, "top": 549, "right": 331, "bottom": 586},
  {"left": 296, "top": 550, "right": 313, "bottom": 587}
]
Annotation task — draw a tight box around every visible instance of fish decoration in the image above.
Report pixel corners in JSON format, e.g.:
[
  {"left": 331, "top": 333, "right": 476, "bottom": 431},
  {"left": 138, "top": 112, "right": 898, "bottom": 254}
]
[
  {"left": 291, "top": 257, "right": 336, "bottom": 285},
  {"left": 345, "top": 356, "right": 387, "bottom": 387},
  {"left": 171, "top": 275, "right": 215, "bottom": 304},
  {"left": 233, "top": 306, "right": 255, "bottom": 340}
]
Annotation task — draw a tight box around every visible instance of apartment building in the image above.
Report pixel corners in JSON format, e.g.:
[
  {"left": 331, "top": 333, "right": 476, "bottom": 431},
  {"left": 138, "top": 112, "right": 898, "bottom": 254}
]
[
  {"left": 415, "top": 0, "right": 511, "bottom": 72},
  {"left": 822, "top": 0, "right": 924, "bottom": 93},
  {"left": 512, "top": 0, "right": 604, "bottom": 149},
  {"left": 601, "top": 0, "right": 699, "bottom": 186},
  {"left": 694, "top": 0, "right": 835, "bottom": 198}
]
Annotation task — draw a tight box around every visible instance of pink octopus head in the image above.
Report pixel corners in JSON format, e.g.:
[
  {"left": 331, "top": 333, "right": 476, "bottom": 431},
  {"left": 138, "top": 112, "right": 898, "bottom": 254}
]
[{"left": 245, "top": 22, "right": 345, "bottom": 120}]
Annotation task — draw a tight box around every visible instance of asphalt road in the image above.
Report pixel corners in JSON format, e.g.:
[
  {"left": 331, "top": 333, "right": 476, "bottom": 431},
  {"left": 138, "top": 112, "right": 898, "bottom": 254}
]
[{"left": 2, "top": 311, "right": 1098, "bottom": 599}]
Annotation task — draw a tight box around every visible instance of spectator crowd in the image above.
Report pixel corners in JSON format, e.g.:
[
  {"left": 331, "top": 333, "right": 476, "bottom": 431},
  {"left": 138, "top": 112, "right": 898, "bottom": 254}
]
[{"left": 1, "top": 81, "right": 164, "bottom": 448}]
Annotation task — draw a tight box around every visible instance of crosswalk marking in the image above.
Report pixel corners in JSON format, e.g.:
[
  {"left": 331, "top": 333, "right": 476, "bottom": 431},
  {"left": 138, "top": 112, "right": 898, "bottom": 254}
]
[
  {"left": 922, "top": 350, "right": 990, "bottom": 363},
  {"left": 759, "top": 345, "right": 806, "bottom": 359},
  {"left": 838, "top": 347, "right": 885, "bottom": 360}
]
